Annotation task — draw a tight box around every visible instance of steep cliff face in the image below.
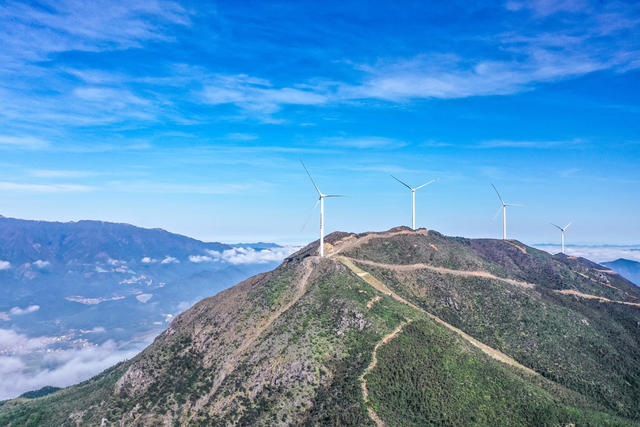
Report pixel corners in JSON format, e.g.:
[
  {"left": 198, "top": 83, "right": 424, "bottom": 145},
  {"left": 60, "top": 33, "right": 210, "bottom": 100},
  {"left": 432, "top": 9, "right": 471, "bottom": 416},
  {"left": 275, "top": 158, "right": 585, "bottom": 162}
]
[{"left": 2, "top": 228, "right": 639, "bottom": 426}]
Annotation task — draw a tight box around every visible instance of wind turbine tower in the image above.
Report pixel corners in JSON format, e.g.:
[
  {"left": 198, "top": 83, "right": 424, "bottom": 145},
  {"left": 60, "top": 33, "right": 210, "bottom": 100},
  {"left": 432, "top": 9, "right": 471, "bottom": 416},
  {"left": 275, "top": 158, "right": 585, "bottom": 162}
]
[
  {"left": 302, "top": 162, "right": 344, "bottom": 257},
  {"left": 551, "top": 222, "right": 572, "bottom": 254},
  {"left": 492, "top": 184, "right": 522, "bottom": 240},
  {"left": 392, "top": 176, "right": 439, "bottom": 230}
]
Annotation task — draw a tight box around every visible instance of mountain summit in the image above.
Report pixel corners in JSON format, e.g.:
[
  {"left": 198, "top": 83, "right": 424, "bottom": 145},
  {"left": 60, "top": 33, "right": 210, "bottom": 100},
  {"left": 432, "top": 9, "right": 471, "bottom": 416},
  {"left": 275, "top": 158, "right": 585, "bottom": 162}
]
[{"left": 2, "top": 227, "right": 639, "bottom": 425}]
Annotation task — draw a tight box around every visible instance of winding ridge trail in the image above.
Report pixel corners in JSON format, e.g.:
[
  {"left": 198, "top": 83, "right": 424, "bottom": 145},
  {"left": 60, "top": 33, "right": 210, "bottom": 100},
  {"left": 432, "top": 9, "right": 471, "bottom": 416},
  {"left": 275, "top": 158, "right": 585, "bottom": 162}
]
[
  {"left": 361, "top": 320, "right": 412, "bottom": 427},
  {"left": 345, "top": 257, "right": 536, "bottom": 289},
  {"left": 338, "top": 256, "right": 538, "bottom": 377},
  {"left": 555, "top": 289, "right": 640, "bottom": 307}
]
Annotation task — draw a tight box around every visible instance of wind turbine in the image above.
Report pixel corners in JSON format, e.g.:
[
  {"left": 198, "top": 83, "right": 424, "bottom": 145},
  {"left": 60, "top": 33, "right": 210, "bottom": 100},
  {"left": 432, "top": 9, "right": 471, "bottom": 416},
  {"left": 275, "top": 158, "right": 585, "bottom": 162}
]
[
  {"left": 551, "top": 222, "right": 572, "bottom": 254},
  {"left": 491, "top": 184, "right": 522, "bottom": 240},
  {"left": 302, "top": 162, "right": 344, "bottom": 257},
  {"left": 391, "top": 176, "right": 439, "bottom": 230}
]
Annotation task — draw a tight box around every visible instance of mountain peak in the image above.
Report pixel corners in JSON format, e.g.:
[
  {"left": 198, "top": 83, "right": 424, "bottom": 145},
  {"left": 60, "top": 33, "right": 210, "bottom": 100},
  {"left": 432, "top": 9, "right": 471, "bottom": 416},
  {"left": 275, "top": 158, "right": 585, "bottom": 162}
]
[{"left": 2, "top": 228, "right": 640, "bottom": 425}]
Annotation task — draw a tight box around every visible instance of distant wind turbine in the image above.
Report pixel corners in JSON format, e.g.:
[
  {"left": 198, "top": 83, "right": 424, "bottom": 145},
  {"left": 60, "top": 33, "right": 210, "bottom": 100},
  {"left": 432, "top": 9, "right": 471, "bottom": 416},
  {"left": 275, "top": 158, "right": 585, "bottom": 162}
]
[
  {"left": 551, "top": 222, "right": 572, "bottom": 254},
  {"left": 492, "top": 184, "right": 523, "bottom": 240},
  {"left": 392, "top": 176, "right": 439, "bottom": 230},
  {"left": 302, "top": 162, "right": 344, "bottom": 257}
]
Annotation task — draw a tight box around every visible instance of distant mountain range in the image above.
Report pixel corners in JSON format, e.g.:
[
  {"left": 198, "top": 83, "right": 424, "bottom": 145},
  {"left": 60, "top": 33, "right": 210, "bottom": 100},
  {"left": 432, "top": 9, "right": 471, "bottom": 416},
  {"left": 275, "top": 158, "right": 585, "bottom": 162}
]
[
  {"left": 602, "top": 258, "right": 640, "bottom": 285},
  {"left": 3, "top": 227, "right": 639, "bottom": 425},
  {"left": 0, "top": 216, "right": 293, "bottom": 399}
]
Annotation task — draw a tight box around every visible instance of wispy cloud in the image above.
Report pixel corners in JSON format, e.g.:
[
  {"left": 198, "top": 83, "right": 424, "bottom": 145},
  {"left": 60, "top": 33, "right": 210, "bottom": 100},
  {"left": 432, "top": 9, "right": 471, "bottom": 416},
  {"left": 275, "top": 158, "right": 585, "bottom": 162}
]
[
  {"left": 106, "top": 180, "right": 260, "bottom": 195},
  {"left": 0, "top": 182, "right": 94, "bottom": 193},
  {"left": 339, "top": 49, "right": 610, "bottom": 102},
  {"left": 29, "top": 169, "right": 101, "bottom": 178},
  {"left": 505, "top": 0, "right": 589, "bottom": 17},
  {"left": 224, "top": 133, "right": 259, "bottom": 141},
  {"left": 0, "top": 136, "right": 49, "bottom": 150},
  {"left": 320, "top": 136, "right": 407, "bottom": 150},
  {"left": 0, "top": 0, "right": 191, "bottom": 64},
  {"left": 0, "top": 260, "right": 10, "bottom": 271},
  {"left": 202, "top": 74, "right": 328, "bottom": 120},
  {"left": 477, "top": 138, "right": 584, "bottom": 149}
]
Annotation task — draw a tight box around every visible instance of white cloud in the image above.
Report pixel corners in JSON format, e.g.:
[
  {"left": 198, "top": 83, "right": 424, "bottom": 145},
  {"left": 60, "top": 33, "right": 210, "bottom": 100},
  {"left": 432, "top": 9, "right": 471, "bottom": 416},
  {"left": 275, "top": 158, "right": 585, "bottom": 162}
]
[
  {"left": 160, "top": 256, "right": 178, "bottom": 264},
  {"left": 65, "top": 296, "right": 125, "bottom": 305},
  {"left": 188, "top": 247, "right": 296, "bottom": 265},
  {"left": 33, "top": 260, "right": 50, "bottom": 269},
  {"left": 9, "top": 305, "right": 40, "bottom": 316},
  {"left": 0, "top": 260, "right": 10, "bottom": 270},
  {"left": 141, "top": 257, "right": 155, "bottom": 263},
  {"left": 1, "top": 305, "right": 39, "bottom": 321},
  {"left": 204, "top": 246, "right": 297, "bottom": 265},
  {"left": 136, "top": 294, "right": 153, "bottom": 303},
  {"left": 188, "top": 255, "right": 214, "bottom": 263}
]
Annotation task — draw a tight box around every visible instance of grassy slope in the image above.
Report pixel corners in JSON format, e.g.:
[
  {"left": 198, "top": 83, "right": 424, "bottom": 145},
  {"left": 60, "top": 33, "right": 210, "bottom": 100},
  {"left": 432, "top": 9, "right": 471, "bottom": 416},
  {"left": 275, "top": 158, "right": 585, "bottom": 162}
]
[
  {"left": 1, "top": 230, "right": 638, "bottom": 425},
  {"left": 367, "top": 319, "right": 627, "bottom": 426},
  {"left": 344, "top": 231, "right": 640, "bottom": 421}
]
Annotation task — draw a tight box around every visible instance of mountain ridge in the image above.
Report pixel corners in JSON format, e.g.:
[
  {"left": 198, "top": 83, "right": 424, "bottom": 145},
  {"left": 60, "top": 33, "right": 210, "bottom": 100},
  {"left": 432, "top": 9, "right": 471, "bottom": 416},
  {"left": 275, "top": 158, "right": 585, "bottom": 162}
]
[{"left": 1, "top": 227, "right": 639, "bottom": 425}]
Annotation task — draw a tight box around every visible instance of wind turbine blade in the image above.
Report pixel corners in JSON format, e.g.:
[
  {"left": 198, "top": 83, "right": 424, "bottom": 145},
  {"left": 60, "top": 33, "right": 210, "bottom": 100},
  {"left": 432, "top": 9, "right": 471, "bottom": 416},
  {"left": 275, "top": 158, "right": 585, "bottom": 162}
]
[
  {"left": 391, "top": 175, "right": 412, "bottom": 190},
  {"left": 301, "top": 161, "right": 321, "bottom": 196},
  {"left": 551, "top": 223, "right": 563, "bottom": 230},
  {"left": 492, "top": 206, "right": 503, "bottom": 220},
  {"left": 491, "top": 183, "right": 504, "bottom": 204},
  {"left": 325, "top": 194, "right": 346, "bottom": 198},
  {"left": 300, "top": 199, "right": 320, "bottom": 232},
  {"left": 506, "top": 203, "right": 524, "bottom": 207},
  {"left": 415, "top": 178, "right": 439, "bottom": 190},
  {"left": 564, "top": 222, "right": 572, "bottom": 230}
]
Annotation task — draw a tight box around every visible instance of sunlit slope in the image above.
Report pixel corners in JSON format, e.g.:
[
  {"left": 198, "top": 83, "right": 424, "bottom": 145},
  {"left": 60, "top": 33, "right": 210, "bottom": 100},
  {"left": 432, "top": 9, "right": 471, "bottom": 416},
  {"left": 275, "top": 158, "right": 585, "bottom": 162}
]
[{"left": 1, "top": 227, "right": 638, "bottom": 425}]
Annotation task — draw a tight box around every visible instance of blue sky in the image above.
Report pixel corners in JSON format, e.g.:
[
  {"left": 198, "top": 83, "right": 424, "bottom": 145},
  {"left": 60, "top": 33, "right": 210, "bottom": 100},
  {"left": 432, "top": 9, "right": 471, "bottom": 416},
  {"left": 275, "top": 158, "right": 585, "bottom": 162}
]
[{"left": 0, "top": 0, "right": 638, "bottom": 244}]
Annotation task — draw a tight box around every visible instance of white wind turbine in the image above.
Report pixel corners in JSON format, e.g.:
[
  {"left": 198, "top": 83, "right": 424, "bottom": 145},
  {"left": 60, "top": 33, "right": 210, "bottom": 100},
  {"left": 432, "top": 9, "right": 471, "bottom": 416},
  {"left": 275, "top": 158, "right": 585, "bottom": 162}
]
[
  {"left": 302, "top": 162, "right": 344, "bottom": 257},
  {"left": 551, "top": 222, "right": 572, "bottom": 254},
  {"left": 392, "top": 175, "right": 439, "bottom": 230},
  {"left": 492, "top": 184, "right": 522, "bottom": 240}
]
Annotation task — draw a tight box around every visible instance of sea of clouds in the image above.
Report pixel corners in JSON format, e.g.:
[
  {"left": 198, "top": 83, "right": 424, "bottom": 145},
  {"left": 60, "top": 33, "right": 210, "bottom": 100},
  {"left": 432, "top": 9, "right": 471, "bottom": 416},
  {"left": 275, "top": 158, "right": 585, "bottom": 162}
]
[
  {"left": 534, "top": 244, "right": 640, "bottom": 263},
  {"left": 188, "top": 246, "right": 298, "bottom": 265},
  {"left": 0, "top": 328, "right": 148, "bottom": 400}
]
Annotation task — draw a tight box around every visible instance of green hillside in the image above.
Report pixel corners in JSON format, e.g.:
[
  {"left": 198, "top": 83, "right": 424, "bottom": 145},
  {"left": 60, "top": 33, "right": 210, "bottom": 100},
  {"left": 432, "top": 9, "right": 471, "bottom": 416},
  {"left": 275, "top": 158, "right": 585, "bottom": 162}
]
[{"left": 1, "top": 227, "right": 639, "bottom": 426}]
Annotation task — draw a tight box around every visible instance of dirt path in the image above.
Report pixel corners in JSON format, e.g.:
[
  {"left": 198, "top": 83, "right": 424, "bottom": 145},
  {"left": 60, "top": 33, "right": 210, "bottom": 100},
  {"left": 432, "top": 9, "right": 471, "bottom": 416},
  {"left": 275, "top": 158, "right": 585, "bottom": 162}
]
[
  {"left": 338, "top": 257, "right": 538, "bottom": 377},
  {"left": 367, "top": 295, "right": 381, "bottom": 309},
  {"left": 361, "top": 320, "right": 412, "bottom": 427},
  {"left": 345, "top": 257, "right": 536, "bottom": 289},
  {"left": 555, "top": 289, "right": 640, "bottom": 307},
  {"left": 206, "top": 259, "right": 314, "bottom": 414},
  {"left": 327, "top": 228, "right": 429, "bottom": 257}
]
